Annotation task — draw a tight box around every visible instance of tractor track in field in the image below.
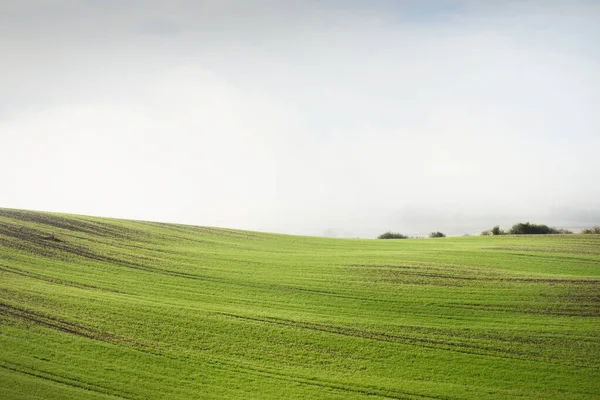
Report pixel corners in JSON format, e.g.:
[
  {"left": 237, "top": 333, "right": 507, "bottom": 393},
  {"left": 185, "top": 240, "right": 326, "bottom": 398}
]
[
  {"left": 0, "top": 302, "right": 140, "bottom": 348},
  {"left": 0, "top": 222, "right": 219, "bottom": 281},
  {"left": 351, "top": 264, "right": 600, "bottom": 284},
  {"left": 0, "top": 361, "right": 133, "bottom": 399},
  {"left": 487, "top": 247, "right": 600, "bottom": 256},
  {"left": 0, "top": 264, "right": 129, "bottom": 294},
  {"left": 1, "top": 307, "right": 443, "bottom": 399},
  {"left": 194, "top": 355, "right": 447, "bottom": 400},
  {"left": 0, "top": 209, "right": 144, "bottom": 239},
  {"left": 216, "top": 313, "right": 552, "bottom": 364},
  {"left": 351, "top": 265, "right": 600, "bottom": 317},
  {"left": 0, "top": 221, "right": 147, "bottom": 267}
]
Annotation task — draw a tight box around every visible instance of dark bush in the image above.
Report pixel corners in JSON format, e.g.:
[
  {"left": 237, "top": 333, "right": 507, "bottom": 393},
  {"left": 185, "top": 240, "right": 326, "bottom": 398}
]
[
  {"left": 428, "top": 232, "right": 446, "bottom": 238},
  {"left": 490, "top": 225, "right": 505, "bottom": 236},
  {"left": 508, "top": 222, "right": 559, "bottom": 235},
  {"left": 556, "top": 228, "right": 573, "bottom": 234},
  {"left": 581, "top": 226, "right": 600, "bottom": 234},
  {"left": 377, "top": 232, "right": 408, "bottom": 239}
]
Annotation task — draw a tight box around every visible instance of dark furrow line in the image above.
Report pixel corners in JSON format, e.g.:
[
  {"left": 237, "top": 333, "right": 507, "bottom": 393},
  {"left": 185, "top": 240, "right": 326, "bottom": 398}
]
[
  {"left": 216, "top": 313, "right": 577, "bottom": 365},
  {"left": 197, "top": 356, "right": 445, "bottom": 400},
  {"left": 0, "top": 303, "right": 141, "bottom": 347},
  {"left": 0, "top": 264, "right": 128, "bottom": 294},
  {"left": 352, "top": 265, "right": 600, "bottom": 284},
  {"left": 455, "top": 304, "right": 600, "bottom": 317},
  {"left": 0, "top": 209, "right": 143, "bottom": 239},
  {"left": 505, "top": 252, "right": 598, "bottom": 264},
  {"left": 0, "top": 362, "right": 132, "bottom": 399},
  {"left": 488, "top": 247, "right": 600, "bottom": 256}
]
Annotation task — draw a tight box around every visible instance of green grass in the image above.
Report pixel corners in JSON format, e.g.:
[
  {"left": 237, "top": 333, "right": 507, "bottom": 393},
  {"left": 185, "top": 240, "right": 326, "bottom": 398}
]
[{"left": 1, "top": 208, "right": 599, "bottom": 399}]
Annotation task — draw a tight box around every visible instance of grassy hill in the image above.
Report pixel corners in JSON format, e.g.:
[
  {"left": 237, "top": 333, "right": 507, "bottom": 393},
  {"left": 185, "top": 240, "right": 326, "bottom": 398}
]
[{"left": 1, "top": 208, "right": 599, "bottom": 399}]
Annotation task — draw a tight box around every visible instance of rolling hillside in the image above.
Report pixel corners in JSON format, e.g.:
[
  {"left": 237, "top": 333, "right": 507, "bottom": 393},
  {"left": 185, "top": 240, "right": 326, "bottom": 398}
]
[{"left": 1, "top": 208, "right": 599, "bottom": 399}]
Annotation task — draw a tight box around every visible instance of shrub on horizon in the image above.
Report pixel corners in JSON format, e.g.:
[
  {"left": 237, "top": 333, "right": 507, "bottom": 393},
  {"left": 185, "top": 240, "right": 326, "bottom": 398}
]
[
  {"left": 491, "top": 225, "right": 505, "bottom": 236},
  {"left": 377, "top": 232, "right": 408, "bottom": 239},
  {"left": 556, "top": 228, "right": 573, "bottom": 234},
  {"left": 581, "top": 226, "right": 600, "bottom": 234},
  {"left": 508, "top": 222, "right": 559, "bottom": 235},
  {"left": 428, "top": 232, "right": 446, "bottom": 238}
]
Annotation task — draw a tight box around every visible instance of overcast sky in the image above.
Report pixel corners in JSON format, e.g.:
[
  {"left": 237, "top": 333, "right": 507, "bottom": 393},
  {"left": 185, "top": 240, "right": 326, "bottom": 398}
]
[{"left": 1, "top": 1, "right": 599, "bottom": 237}]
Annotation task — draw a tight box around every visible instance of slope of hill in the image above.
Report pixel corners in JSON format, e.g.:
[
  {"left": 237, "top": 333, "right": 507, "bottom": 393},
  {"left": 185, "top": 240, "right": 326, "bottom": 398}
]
[{"left": 1, "top": 208, "right": 599, "bottom": 399}]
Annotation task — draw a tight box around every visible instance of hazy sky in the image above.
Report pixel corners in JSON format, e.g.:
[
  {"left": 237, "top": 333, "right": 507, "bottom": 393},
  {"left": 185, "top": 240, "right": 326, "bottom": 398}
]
[{"left": 2, "top": 1, "right": 599, "bottom": 237}]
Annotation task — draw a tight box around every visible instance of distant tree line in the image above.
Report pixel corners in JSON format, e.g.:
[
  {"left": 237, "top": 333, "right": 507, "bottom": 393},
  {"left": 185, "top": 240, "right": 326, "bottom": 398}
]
[
  {"left": 480, "top": 222, "right": 591, "bottom": 236},
  {"left": 581, "top": 226, "right": 600, "bottom": 234},
  {"left": 377, "top": 223, "right": 600, "bottom": 239},
  {"left": 428, "top": 232, "right": 446, "bottom": 238},
  {"left": 377, "top": 231, "right": 445, "bottom": 239},
  {"left": 377, "top": 232, "right": 409, "bottom": 239}
]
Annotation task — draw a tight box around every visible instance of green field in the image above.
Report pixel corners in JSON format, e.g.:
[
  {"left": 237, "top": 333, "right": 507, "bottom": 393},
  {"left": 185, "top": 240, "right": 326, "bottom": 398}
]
[{"left": 1, "top": 208, "right": 599, "bottom": 399}]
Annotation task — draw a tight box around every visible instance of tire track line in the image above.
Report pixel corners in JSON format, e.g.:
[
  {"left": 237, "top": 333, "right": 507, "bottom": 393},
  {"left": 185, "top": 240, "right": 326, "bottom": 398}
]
[{"left": 0, "top": 362, "right": 133, "bottom": 399}]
